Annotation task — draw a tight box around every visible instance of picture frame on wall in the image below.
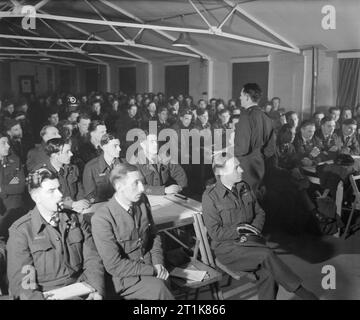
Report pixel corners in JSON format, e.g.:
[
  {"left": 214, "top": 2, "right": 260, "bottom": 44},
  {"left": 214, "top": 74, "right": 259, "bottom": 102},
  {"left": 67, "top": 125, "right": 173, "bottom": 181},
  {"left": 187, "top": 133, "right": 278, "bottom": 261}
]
[{"left": 19, "top": 75, "right": 35, "bottom": 95}]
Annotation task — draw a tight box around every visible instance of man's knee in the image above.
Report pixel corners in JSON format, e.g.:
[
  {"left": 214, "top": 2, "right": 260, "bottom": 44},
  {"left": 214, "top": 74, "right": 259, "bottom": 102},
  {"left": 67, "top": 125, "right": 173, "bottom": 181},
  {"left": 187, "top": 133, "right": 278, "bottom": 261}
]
[{"left": 150, "top": 278, "right": 174, "bottom": 300}]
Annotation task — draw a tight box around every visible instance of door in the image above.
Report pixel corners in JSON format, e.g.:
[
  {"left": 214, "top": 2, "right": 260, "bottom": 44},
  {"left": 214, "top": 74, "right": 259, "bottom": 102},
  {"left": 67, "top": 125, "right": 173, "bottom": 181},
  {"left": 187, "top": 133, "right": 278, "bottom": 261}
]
[
  {"left": 119, "top": 66, "right": 136, "bottom": 95},
  {"left": 59, "top": 68, "right": 72, "bottom": 93},
  {"left": 165, "top": 64, "right": 189, "bottom": 99},
  {"left": 232, "top": 61, "right": 269, "bottom": 106},
  {"left": 85, "top": 67, "right": 99, "bottom": 93}
]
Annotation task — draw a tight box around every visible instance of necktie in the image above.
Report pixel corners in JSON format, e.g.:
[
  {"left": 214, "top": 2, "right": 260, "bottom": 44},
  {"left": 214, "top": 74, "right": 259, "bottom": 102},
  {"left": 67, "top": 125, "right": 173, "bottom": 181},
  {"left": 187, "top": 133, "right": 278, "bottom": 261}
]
[
  {"left": 231, "top": 185, "right": 238, "bottom": 199},
  {"left": 50, "top": 212, "right": 60, "bottom": 227},
  {"left": 345, "top": 136, "right": 350, "bottom": 145},
  {"left": 59, "top": 167, "right": 65, "bottom": 177},
  {"left": 127, "top": 205, "right": 134, "bottom": 218}
]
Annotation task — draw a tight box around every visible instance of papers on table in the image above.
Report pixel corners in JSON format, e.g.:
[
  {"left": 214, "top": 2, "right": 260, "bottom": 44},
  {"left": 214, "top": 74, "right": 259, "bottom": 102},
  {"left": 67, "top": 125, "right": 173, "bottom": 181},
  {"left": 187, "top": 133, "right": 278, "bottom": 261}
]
[
  {"left": 170, "top": 267, "right": 208, "bottom": 282},
  {"left": 43, "top": 282, "right": 95, "bottom": 300},
  {"left": 147, "top": 195, "right": 173, "bottom": 208}
]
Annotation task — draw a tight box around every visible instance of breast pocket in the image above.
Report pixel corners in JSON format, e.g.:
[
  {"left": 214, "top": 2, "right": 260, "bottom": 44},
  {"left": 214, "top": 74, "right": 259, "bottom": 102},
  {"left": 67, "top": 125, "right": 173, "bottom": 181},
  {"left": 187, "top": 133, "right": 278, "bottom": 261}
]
[
  {"left": 217, "top": 204, "right": 237, "bottom": 226},
  {"left": 30, "top": 240, "right": 54, "bottom": 279},
  {"left": 67, "top": 228, "right": 84, "bottom": 268}
]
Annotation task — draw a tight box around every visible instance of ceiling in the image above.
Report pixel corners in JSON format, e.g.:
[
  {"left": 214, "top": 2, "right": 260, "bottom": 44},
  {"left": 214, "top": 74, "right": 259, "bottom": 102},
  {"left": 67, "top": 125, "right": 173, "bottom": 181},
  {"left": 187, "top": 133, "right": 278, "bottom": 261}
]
[{"left": 0, "top": 0, "right": 358, "bottom": 66}]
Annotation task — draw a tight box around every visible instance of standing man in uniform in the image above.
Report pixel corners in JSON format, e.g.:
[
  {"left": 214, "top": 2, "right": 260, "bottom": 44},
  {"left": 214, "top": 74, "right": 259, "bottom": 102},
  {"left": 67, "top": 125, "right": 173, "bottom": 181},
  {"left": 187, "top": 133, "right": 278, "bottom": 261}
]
[
  {"left": 7, "top": 168, "right": 105, "bottom": 300},
  {"left": 234, "top": 83, "right": 276, "bottom": 196},
  {"left": 91, "top": 163, "right": 174, "bottom": 300},
  {"left": 202, "top": 152, "right": 318, "bottom": 300}
]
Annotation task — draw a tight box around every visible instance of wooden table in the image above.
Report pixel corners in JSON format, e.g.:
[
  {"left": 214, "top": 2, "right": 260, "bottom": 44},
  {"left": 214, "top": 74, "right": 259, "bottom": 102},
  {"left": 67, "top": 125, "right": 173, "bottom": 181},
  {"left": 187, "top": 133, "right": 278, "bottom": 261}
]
[{"left": 82, "top": 194, "right": 211, "bottom": 265}]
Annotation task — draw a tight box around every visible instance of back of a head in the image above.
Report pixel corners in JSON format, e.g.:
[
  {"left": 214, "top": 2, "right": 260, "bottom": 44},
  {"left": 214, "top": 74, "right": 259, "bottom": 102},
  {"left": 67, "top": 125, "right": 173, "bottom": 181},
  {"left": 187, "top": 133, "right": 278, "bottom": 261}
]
[
  {"left": 44, "top": 137, "right": 67, "bottom": 157},
  {"left": 212, "top": 151, "right": 234, "bottom": 176},
  {"left": 109, "top": 163, "right": 138, "bottom": 188},
  {"left": 243, "top": 83, "right": 262, "bottom": 103},
  {"left": 89, "top": 120, "right": 105, "bottom": 133},
  {"left": 26, "top": 168, "right": 57, "bottom": 193}
]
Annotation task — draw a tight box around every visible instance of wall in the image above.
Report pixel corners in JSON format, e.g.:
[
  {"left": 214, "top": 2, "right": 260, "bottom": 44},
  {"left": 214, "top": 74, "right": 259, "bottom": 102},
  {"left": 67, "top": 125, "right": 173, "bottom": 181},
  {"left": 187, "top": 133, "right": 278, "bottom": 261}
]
[
  {"left": 316, "top": 50, "right": 338, "bottom": 108},
  {"left": 0, "top": 61, "right": 12, "bottom": 98},
  {"left": 150, "top": 58, "right": 208, "bottom": 101},
  {"left": 9, "top": 61, "right": 56, "bottom": 97},
  {"left": 268, "top": 52, "right": 305, "bottom": 116}
]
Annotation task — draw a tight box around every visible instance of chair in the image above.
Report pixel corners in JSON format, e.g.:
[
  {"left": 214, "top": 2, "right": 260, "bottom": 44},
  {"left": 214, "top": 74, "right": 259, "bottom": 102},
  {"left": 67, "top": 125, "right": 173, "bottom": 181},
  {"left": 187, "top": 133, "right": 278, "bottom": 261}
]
[
  {"left": 342, "top": 174, "right": 360, "bottom": 239},
  {"left": 193, "top": 212, "right": 258, "bottom": 300},
  {"left": 169, "top": 238, "right": 224, "bottom": 300}
]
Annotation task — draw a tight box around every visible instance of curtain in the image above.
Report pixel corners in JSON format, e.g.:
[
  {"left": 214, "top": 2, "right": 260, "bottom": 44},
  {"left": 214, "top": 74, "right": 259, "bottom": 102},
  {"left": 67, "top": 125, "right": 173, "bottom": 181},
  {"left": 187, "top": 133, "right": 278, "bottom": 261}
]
[{"left": 337, "top": 58, "right": 360, "bottom": 109}]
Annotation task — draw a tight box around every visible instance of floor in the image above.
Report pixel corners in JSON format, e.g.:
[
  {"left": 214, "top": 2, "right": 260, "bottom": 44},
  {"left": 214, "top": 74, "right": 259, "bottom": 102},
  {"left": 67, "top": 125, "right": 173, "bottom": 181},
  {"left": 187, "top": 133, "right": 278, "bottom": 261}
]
[{"left": 184, "top": 229, "right": 360, "bottom": 300}]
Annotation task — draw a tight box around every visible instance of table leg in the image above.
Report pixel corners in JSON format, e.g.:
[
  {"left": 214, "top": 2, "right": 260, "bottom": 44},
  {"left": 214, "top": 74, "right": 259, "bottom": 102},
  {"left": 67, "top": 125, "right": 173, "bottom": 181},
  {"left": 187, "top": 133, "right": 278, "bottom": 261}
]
[{"left": 334, "top": 181, "right": 344, "bottom": 238}]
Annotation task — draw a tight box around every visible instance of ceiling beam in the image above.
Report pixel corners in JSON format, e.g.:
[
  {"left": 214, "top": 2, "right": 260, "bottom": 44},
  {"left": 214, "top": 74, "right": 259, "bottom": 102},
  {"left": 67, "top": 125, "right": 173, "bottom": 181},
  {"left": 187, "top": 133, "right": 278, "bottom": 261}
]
[
  {"left": 0, "top": 33, "right": 201, "bottom": 58},
  {"left": 89, "top": 53, "right": 145, "bottom": 62},
  {"left": 189, "top": 0, "right": 212, "bottom": 29},
  {"left": 0, "top": 7, "right": 300, "bottom": 54},
  {"left": 38, "top": 9, "right": 149, "bottom": 63},
  {"left": 3, "top": 56, "right": 75, "bottom": 66},
  {"left": 223, "top": 0, "right": 299, "bottom": 52},
  {"left": 0, "top": 11, "right": 299, "bottom": 53},
  {"left": 0, "top": 46, "right": 85, "bottom": 52},
  {"left": 84, "top": 0, "right": 127, "bottom": 42},
  {"left": 99, "top": 0, "right": 210, "bottom": 59},
  {"left": 218, "top": 4, "right": 238, "bottom": 29}
]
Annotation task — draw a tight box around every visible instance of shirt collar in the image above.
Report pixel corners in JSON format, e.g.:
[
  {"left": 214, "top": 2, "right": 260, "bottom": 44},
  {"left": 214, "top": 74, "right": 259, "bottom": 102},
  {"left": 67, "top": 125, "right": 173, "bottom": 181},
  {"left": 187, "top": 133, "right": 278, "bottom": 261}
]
[
  {"left": 114, "top": 193, "right": 131, "bottom": 212},
  {"left": 31, "top": 206, "right": 61, "bottom": 233}
]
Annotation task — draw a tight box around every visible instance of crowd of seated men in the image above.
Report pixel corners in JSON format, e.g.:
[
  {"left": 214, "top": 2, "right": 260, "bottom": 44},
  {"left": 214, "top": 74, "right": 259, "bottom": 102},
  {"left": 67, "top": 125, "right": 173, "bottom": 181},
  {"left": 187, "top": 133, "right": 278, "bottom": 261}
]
[{"left": 0, "top": 88, "right": 358, "bottom": 299}]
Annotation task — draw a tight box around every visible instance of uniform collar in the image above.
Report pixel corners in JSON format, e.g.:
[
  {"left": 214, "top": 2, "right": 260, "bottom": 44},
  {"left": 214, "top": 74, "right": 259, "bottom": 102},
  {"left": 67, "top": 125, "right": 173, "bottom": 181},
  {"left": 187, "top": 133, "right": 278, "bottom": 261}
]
[
  {"left": 216, "top": 180, "right": 231, "bottom": 198},
  {"left": 98, "top": 154, "right": 119, "bottom": 173},
  {"left": 31, "top": 206, "right": 71, "bottom": 234}
]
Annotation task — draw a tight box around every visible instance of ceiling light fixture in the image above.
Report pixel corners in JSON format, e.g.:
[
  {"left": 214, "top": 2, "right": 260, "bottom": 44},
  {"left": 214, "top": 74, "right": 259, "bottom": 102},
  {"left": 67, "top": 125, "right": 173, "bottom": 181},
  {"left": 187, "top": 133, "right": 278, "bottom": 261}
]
[{"left": 172, "top": 32, "right": 197, "bottom": 47}]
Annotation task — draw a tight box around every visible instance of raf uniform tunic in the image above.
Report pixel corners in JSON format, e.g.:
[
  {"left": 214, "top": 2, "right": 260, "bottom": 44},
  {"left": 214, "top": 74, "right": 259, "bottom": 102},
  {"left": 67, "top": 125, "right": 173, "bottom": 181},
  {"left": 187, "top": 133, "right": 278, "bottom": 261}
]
[
  {"left": 7, "top": 207, "right": 105, "bottom": 300},
  {"left": 130, "top": 153, "right": 188, "bottom": 195},
  {"left": 34, "top": 160, "right": 86, "bottom": 208},
  {"left": 83, "top": 155, "right": 124, "bottom": 203},
  {"left": 202, "top": 180, "right": 302, "bottom": 299},
  {"left": 234, "top": 106, "right": 276, "bottom": 193},
  {"left": 91, "top": 194, "right": 173, "bottom": 300},
  {"left": 0, "top": 154, "right": 26, "bottom": 240}
]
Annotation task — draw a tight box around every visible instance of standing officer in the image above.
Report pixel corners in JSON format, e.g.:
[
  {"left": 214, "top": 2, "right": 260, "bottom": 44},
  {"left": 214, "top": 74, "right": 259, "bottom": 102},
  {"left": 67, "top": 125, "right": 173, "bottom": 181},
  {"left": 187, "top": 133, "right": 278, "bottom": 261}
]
[
  {"left": 34, "top": 138, "right": 90, "bottom": 213},
  {"left": 83, "top": 133, "right": 123, "bottom": 203},
  {"left": 91, "top": 163, "right": 174, "bottom": 300},
  {"left": 234, "top": 83, "right": 275, "bottom": 196},
  {"left": 130, "top": 133, "right": 188, "bottom": 195},
  {"left": 7, "top": 168, "right": 105, "bottom": 300},
  {"left": 202, "top": 152, "right": 318, "bottom": 300}
]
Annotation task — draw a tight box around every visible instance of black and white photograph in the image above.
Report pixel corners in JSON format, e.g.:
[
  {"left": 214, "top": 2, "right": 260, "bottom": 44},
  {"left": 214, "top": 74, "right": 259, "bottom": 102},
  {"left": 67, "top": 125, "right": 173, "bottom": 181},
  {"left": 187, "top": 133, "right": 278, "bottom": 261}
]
[{"left": 0, "top": 0, "right": 359, "bottom": 306}]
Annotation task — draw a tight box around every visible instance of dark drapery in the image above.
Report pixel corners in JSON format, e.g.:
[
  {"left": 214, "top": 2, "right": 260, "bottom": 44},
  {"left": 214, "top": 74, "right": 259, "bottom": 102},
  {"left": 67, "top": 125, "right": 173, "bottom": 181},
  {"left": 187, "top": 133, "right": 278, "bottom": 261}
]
[{"left": 337, "top": 58, "right": 360, "bottom": 109}]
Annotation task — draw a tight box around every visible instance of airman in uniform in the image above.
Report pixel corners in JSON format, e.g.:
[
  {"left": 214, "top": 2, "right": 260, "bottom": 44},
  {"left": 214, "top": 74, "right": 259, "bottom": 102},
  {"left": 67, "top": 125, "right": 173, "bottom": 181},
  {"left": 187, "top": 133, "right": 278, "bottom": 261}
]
[
  {"left": 91, "top": 163, "right": 174, "bottom": 300},
  {"left": 130, "top": 133, "right": 188, "bottom": 195},
  {"left": 34, "top": 138, "right": 90, "bottom": 213},
  {"left": 0, "top": 132, "right": 26, "bottom": 240},
  {"left": 6, "top": 168, "right": 105, "bottom": 300},
  {"left": 202, "top": 152, "right": 318, "bottom": 300},
  {"left": 83, "top": 134, "right": 124, "bottom": 203}
]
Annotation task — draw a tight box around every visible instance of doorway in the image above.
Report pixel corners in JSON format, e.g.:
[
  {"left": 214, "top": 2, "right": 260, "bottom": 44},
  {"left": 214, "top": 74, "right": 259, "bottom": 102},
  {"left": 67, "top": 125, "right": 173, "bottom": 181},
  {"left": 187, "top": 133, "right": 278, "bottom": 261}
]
[
  {"left": 165, "top": 64, "right": 189, "bottom": 99},
  {"left": 119, "top": 66, "right": 136, "bottom": 95},
  {"left": 232, "top": 61, "right": 269, "bottom": 106}
]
